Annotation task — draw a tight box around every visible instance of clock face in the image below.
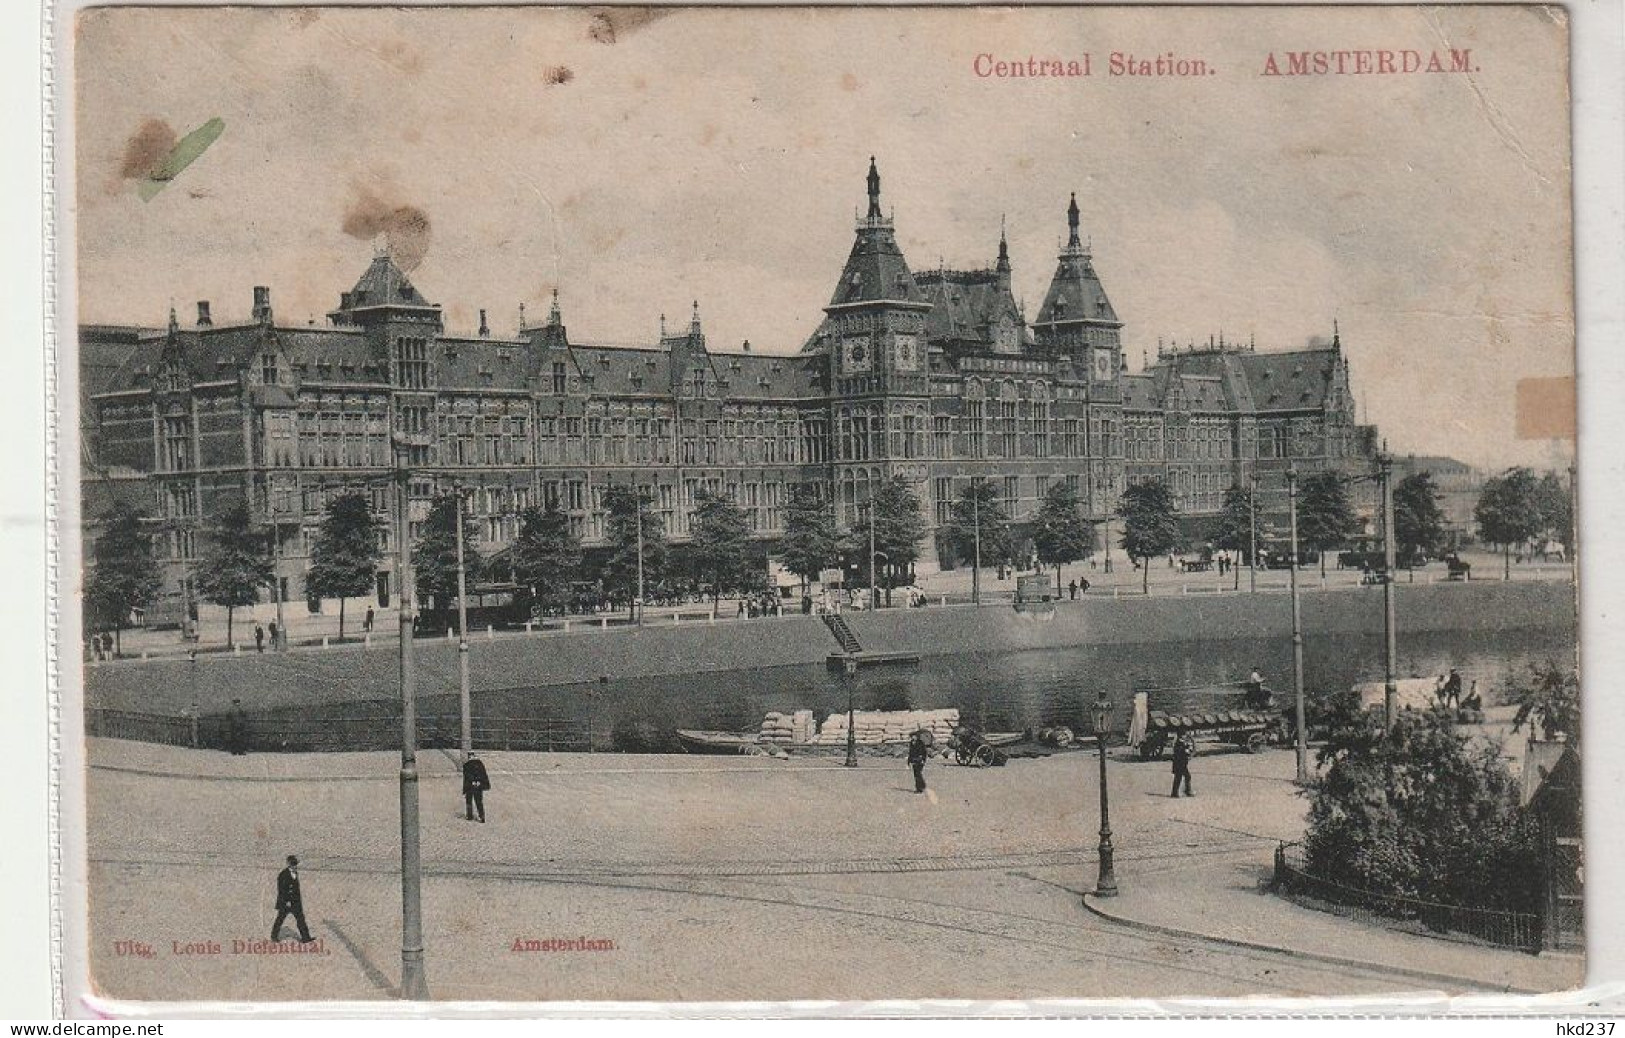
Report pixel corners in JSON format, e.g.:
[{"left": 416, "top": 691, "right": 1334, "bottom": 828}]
[
  {"left": 842, "top": 335, "right": 871, "bottom": 372},
  {"left": 1092, "top": 349, "right": 1115, "bottom": 383},
  {"left": 894, "top": 334, "right": 919, "bottom": 371}
]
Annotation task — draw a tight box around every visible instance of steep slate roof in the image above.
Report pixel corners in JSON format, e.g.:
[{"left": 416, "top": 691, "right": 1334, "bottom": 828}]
[
  {"left": 435, "top": 336, "right": 533, "bottom": 392},
  {"left": 570, "top": 344, "right": 671, "bottom": 396},
  {"left": 828, "top": 221, "right": 922, "bottom": 307},
  {"left": 1174, "top": 374, "right": 1229, "bottom": 412},
  {"left": 345, "top": 254, "right": 433, "bottom": 308},
  {"left": 1036, "top": 249, "right": 1118, "bottom": 326},
  {"left": 1121, "top": 373, "right": 1158, "bottom": 410},
  {"left": 916, "top": 270, "right": 1012, "bottom": 345},
  {"left": 1236, "top": 348, "right": 1339, "bottom": 413}
]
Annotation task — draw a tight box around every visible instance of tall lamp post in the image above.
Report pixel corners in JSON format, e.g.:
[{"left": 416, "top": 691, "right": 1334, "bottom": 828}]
[
  {"left": 843, "top": 654, "right": 859, "bottom": 768},
  {"left": 392, "top": 441, "right": 428, "bottom": 999},
  {"left": 1285, "top": 468, "right": 1307, "bottom": 783},
  {"left": 269, "top": 488, "right": 287, "bottom": 651},
  {"left": 971, "top": 482, "right": 982, "bottom": 606},
  {"left": 635, "top": 489, "right": 646, "bottom": 626},
  {"left": 1092, "top": 690, "right": 1118, "bottom": 898},
  {"left": 1248, "top": 472, "right": 1259, "bottom": 594},
  {"left": 1378, "top": 451, "right": 1398, "bottom": 730},
  {"left": 453, "top": 486, "right": 472, "bottom": 762}
]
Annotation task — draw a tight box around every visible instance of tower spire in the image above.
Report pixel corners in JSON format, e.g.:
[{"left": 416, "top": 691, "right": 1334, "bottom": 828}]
[
  {"left": 1067, "top": 192, "right": 1081, "bottom": 249},
  {"left": 548, "top": 288, "right": 562, "bottom": 328},
  {"left": 996, "top": 214, "right": 1011, "bottom": 274},
  {"left": 866, "top": 156, "right": 882, "bottom": 219},
  {"left": 690, "top": 299, "right": 703, "bottom": 336},
  {"left": 1332, "top": 317, "right": 1341, "bottom": 348}
]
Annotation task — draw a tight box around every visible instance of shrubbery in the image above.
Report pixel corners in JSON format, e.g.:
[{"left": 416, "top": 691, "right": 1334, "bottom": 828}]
[{"left": 1303, "top": 704, "right": 1540, "bottom": 912}]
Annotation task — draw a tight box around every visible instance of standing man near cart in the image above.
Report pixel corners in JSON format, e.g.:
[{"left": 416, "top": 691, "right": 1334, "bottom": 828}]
[
  {"left": 1170, "top": 732, "right": 1194, "bottom": 798},
  {"left": 907, "top": 730, "right": 930, "bottom": 795}
]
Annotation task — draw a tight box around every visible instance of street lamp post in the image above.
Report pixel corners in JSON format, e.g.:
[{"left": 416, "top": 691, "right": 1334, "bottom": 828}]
[
  {"left": 1285, "top": 468, "right": 1307, "bottom": 783},
  {"left": 453, "top": 486, "right": 472, "bottom": 762},
  {"left": 269, "top": 493, "right": 287, "bottom": 651},
  {"left": 1248, "top": 473, "right": 1259, "bottom": 594},
  {"left": 1092, "top": 690, "right": 1118, "bottom": 898},
  {"left": 843, "top": 654, "right": 859, "bottom": 768},
  {"left": 971, "top": 483, "right": 982, "bottom": 606},
  {"left": 867, "top": 496, "right": 879, "bottom": 611},
  {"left": 635, "top": 489, "right": 646, "bottom": 626},
  {"left": 393, "top": 443, "right": 428, "bottom": 1000},
  {"left": 1378, "top": 451, "right": 1398, "bottom": 730}
]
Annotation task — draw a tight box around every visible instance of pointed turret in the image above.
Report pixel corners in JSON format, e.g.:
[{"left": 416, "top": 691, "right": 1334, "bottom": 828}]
[
  {"left": 995, "top": 216, "right": 1012, "bottom": 291},
  {"left": 827, "top": 158, "right": 920, "bottom": 308},
  {"left": 548, "top": 289, "right": 563, "bottom": 329},
  {"left": 1032, "top": 191, "right": 1121, "bottom": 362}
]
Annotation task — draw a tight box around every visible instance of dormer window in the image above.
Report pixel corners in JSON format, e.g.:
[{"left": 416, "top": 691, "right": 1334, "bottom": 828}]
[{"left": 261, "top": 352, "right": 278, "bottom": 385}]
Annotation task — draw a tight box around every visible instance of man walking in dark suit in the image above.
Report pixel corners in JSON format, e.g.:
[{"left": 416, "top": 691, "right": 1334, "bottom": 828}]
[
  {"left": 462, "top": 752, "right": 491, "bottom": 822},
  {"left": 907, "top": 731, "right": 929, "bottom": 794},
  {"left": 1170, "top": 733, "right": 1194, "bottom": 798},
  {"left": 272, "top": 855, "right": 314, "bottom": 943}
]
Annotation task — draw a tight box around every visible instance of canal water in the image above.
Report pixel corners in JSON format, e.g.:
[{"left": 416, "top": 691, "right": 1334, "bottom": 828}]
[{"left": 391, "top": 624, "right": 1573, "bottom": 752}]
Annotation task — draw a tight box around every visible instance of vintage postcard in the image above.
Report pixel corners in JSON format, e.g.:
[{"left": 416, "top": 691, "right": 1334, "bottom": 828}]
[{"left": 63, "top": 3, "right": 1579, "bottom": 1009}]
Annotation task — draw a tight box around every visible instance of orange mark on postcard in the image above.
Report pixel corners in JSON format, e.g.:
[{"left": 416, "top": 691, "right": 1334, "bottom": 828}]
[{"left": 1515, "top": 377, "right": 1576, "bottom": 440}]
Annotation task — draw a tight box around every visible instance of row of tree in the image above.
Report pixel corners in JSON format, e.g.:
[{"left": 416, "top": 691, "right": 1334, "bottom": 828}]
[{"left": 83, "top": 463, "right": 1574, "bottom": 648}]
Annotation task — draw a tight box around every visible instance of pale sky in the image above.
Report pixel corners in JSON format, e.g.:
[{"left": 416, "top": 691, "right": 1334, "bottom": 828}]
[{"left": 73, "top": 5, "right": 1574, "bottom": 469}]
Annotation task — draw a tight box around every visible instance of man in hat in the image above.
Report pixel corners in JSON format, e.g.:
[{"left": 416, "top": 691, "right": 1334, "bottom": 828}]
[
  {"left": 907, "top": 730, "right": 930, "bottom": 794},
  {"left": 1171, "top": 733, "right": 1195, "bottom": 798},
  {"left": 462, "top": 751, "right": 492, "bottom": 822},
  {"left": 272, "top": 855, "right": 313, "bottom": 943}
]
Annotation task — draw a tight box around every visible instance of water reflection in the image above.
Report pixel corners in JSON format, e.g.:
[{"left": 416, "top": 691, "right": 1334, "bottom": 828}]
[{"left": 422, "top": 625, "right": 1573, "bottom": 752}]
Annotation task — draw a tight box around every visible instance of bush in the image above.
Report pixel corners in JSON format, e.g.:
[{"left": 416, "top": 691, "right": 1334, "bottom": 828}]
[{"left": 1303, "top": 704, "right": 1539, "bottom": 912}]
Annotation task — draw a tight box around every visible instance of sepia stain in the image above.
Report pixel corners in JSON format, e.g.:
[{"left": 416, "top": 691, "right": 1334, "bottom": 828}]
[
  {"left": 840, "top": 73, "right": 860, "bottom": 92},
  {"left": 631, "top": 75, "right": 648, "bottom": 91},
  {"left": 119, "top": 118, "right": 177, "bottom": 180},
  {"left": 342, "top": 184, "right": 433, "bottom": 272},
  {"left": 377, "top": 39, "right": 424, "bottom": 75},
  {"left": 587, "top": 6, "right": 672, "bottom": 44},
  {"left": 122, "top": 116, "right": 225, "bottom": 201},
  {"left": 1515, "top": 376, "right": 1576, "bottom": 440},
  {"left": 291, "top": 9, "right": 321, "bottom": 30},
  {"left": 700, "top": 124, "right": 718, "bottom": 146},
  {"left": 402, "top": 127, "right": 422, "bottom": 145},
  {"left": 543, "top": 65, "right": 575, "bottom": 86}
]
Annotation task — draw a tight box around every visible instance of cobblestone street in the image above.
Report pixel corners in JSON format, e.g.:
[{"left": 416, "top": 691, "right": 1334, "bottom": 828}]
[{"left": 84, "top": 738, "right": 1579, "bottom": 1004}]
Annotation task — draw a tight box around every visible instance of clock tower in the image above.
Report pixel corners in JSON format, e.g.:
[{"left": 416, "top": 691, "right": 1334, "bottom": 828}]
[{"left": 822, "top": 158, "right": 933, "bottom": 529}]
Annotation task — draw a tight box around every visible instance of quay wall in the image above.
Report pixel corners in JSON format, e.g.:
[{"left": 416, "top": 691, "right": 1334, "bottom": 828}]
[{"left": 83, "top": 580, "right": 1576, "bottom": 715}]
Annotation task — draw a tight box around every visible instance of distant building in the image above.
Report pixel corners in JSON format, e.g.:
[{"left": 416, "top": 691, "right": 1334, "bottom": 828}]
[
  {"left": 1394, "top": 454, "right": 1483, "bottom": 545},
  {"left": 80, "top": 159, "right": 1378, "bottom": 617}
]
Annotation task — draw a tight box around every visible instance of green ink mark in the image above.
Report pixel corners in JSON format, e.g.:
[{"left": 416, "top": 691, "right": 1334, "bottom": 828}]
[{"left": 138, "top": 117, "right": 224, "bottom": 202}]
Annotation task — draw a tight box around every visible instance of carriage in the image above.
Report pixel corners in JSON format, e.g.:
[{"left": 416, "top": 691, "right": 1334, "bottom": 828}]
[{"left": 1130, "top": 683, "right": 1290, "bottom": 760}]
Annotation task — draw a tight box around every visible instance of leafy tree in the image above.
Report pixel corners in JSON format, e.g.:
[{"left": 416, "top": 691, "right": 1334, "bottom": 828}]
[
  {"left": 510, "top": 501, "right": 582, "bottom": 614},
  {"left": 1297, "top": 471, "right": 1356, "bottom": 577},
  {"left": 1209, "top": 482, "right": 1259, "bottom": 590},
  {"left": 777, "top": 483, "right": 839, "bottom": 596},
  {"left": 600, "top": 484, "right": 665, "bottom": 610},
  {"left": 85, "top": 501, "right": 163, "bottom": 655},
  {"left": 1509, "top": 662, "right": 1580, "bottom": 745},
  {"left": 306, "top": 492, "right": 383, "bottom": 640},
  {"left": 851, "top": 476, "right": 927, "bottom": 606},
  {"left": 1031, "top": 482, "right": 1095, "bottom": 591},
  {"left": 1535, "top": 471, "right": 1575, "bottom": 557},
  {"left": 936, "top": 480, "right": 1014, "bottom": 574},
  {"left": 1118, "top": 478, "right": 1179, "bottom": 594},
  {"left": 1305, "top": 705, "right": 1540, "bottom": 912},
  {"left": 1475, "top": 467, "right": 1545, "bottom": 580},
  {"left": 412, "top": 493, "right": 482, "bottom": 619},
  {"left": 689, "top": 487, "right": 756, "bottom": 611},
  {"left": 194, "top": 502, "right": 273, "bottom": 648},
  {"left": 1393, "top": 472, "right": 1447, "bottom": 564}
]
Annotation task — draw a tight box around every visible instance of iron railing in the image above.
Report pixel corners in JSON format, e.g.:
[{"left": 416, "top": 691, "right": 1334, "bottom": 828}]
[{"left": 1273, "top": 841, "right": 1543, "bottom": 952}]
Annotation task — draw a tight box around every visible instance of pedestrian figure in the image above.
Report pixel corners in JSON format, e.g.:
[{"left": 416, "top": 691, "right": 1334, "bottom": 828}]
[
  {"left": 462, "top": 751, "right": 491, "bottom": 822},
  {"left": 267, "top": 619, "right": 279, "bottom": 650},
  {"left": 907, "top": 730, "right": 929, "bottom": 794},
  {"left": 272, "top": 855, "right": 314, "bottom": 943},
  {"left": 1069, "top": 579, "right": 1078, "bottom": 601},
  {"left": 363, "top": 606, "right": 374, "bottom": 633},
  {"left": 227, "top": 698, "right": 249, "bottom": 756},
  {"left": 1442, "top": 669, "right": 1463, "bottom": 708},
  {"left": 254, "top": 624, "right": 265, "bottom": 653},
  {"left": 1170, "top": 733, "right": 1194, "bottom": 797},
  {"left": 1080, "top": 578, "right": 1091, "bottom": 595}
]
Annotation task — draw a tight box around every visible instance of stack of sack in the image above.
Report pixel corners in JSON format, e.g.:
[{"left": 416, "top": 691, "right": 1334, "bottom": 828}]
[
  {"left": 758, "top": 712, "right": 797, "bottom": 744},
  {"left": 759, "top": 709, "right": 817, "bottom": 745},
  {"left": 814, "top": 708, "right": 959, "bottom": 745}
]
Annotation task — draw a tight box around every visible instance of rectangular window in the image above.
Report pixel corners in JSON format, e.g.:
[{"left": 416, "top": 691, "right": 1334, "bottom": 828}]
[
  {"left": 934, "top": 477, "right": 953, "bottom": 524},
  {"left": 394, "top": 337, "right": 429, "bottom": 389},
  {"left": 1003, "top": 476, "right": 1020, "bottom": 515},
  {"left": 552, "top": 362, "right": 568, "bottom": 395}
]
